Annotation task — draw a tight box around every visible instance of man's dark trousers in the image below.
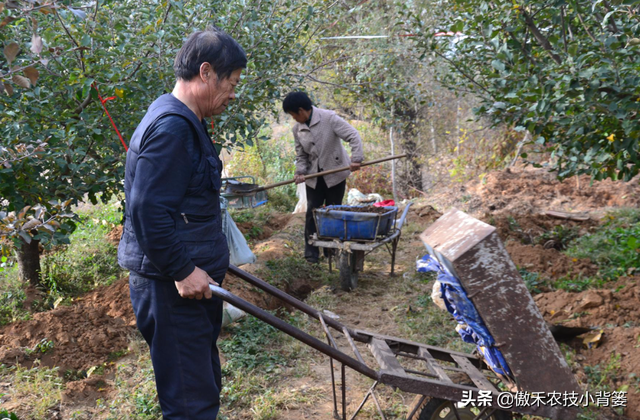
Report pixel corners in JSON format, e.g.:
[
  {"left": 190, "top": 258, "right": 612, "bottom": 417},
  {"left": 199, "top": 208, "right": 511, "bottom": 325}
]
[
  {"left": 305, "top": 176, "right": 346, "bottom": 261},
  {"left": 129, "top": 271, "right": 224, "bottom": 419}
]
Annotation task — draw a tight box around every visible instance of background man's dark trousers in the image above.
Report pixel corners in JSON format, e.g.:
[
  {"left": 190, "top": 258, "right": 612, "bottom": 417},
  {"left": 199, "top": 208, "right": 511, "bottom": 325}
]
[{"left": 305, "top": 176, "right": 346, "bottom": 262}]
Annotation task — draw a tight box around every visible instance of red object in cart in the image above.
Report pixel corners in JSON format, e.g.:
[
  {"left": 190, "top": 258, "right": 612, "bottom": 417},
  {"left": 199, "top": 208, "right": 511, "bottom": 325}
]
[{"left": 373, "top": 199, "right": 395, "bottom": 207}]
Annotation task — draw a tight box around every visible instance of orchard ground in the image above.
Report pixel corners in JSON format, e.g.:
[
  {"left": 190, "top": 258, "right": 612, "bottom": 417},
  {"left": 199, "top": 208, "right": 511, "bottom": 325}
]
[{"left": 0, "top": 165, "right": 639, "bottom": 420}]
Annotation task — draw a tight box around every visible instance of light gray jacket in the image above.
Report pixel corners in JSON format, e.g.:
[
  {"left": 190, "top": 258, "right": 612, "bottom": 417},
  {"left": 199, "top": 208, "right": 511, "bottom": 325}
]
[{"left": 293, "top": 106, "right": 364, "bottom": 189}]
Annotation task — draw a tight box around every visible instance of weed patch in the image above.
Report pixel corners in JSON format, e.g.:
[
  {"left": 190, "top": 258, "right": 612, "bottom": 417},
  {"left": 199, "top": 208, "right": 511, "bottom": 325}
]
[
  {"left": 260, "top": 256, "right": 336, "bottom": 291},
  {"left": 220, "top": 313, "right": 317, "bottom": 417},
  {"left": 0, "top": 286, "right": 29, "bottom": 326},
  {"left": 40, "top": 202, "right": 124, "bottom": 297},
  {"left": 97, "top": 335, "right": 161, "bottom": 419},
  {"left": 399, "top": 288, "right": 474, "bottom": 353},
  {"left": 0, "top": 364, "right": 63, "bottom": 420},
  {"left": 551, "top": 275, "right": 606, "bottom": 292},
  {"left": 220, "top": 315, "right": 287, "bottom": 372},
  {"left": 566, "top": 209, "right": 640, "bottom": 282},
  {"left": 536, "top": 225, "right": 580, "bottom": 250},
  {"left": 519, "top": 268, "right": 543, "bottom": 294}
]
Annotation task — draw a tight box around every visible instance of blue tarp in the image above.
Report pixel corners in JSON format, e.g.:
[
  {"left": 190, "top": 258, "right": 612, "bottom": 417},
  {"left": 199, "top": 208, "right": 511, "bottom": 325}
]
[{"left": 417, "top": 254, "right": 513, "bottom": 377}]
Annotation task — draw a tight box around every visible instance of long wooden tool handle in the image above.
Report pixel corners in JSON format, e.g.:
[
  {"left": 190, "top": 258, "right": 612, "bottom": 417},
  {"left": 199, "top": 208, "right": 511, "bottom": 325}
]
[{"left": 255, "top": 153, "right": 407, "bottom": 192}]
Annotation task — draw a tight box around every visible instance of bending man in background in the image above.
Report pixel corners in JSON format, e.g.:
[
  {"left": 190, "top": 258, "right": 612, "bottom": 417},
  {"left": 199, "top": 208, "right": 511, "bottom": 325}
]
[{"left": 283, "top": 91, "right": 364, "bottom": 264}]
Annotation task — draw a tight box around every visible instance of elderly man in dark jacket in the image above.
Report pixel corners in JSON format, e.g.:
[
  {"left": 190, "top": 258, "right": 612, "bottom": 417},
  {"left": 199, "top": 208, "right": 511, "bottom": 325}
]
[
  {"left": 283, "top": 92, "right": 364, "bottom": 263},
  {"left": 118, "top": 27, "right": 246, "bottom": 419}
]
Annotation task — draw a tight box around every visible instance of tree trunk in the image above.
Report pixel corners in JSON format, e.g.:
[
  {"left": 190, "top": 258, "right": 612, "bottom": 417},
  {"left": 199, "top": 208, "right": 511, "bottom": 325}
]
[
  {"left": 390, "top": 126, "right": 398, "bottom": 202},
  {"left": 430, "top": 119, "right": 437, "bottom": 154},
  {"left": 17, "top": 238, "right": 41, "bottom": 288},
  {"left": 402, "top": 137, "right": 424, "bottom": 193}
]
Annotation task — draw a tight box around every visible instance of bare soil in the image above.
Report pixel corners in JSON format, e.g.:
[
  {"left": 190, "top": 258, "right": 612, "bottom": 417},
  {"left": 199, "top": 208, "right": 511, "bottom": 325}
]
[
  {"left": 0, "top": 278, "right": 135, "bottom": 372},
  {"left": 534, "top": 277, "right": 640, "bottom": 418}
]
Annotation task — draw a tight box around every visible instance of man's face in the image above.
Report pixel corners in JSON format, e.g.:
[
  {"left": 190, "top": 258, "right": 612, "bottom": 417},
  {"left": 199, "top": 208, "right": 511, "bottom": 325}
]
[
  {"left": 288, "top": 108, "right": 311, "bottom": 124},
  {"left": 205, "top": 68, "right": 242, "bottom": 117}
]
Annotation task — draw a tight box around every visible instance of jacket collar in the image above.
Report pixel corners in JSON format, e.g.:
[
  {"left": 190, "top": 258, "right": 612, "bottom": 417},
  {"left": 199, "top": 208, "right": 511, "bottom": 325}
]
[{"left": 299, "top": 106, "right": 321, "bottom": 131}]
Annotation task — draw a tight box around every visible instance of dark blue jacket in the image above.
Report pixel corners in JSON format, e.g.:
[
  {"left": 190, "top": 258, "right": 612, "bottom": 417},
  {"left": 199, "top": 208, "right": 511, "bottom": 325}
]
[{"left": 118, "top": 94, "right": 229, "bottom": 281}]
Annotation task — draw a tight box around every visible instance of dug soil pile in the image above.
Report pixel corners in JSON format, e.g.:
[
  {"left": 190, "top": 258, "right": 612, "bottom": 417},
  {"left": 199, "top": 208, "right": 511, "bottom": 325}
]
[
  {"left": 534, "top": 277, "right": 640, "bottom": 419},
  {"left": 426, "top": 166, "right": 640, "bottom": 218},
  {"left": 0, "top": 279, "right": 135, "bottom": 372},
  {"left": 418, "top": 167, "right": 640, "bottom": 419}
]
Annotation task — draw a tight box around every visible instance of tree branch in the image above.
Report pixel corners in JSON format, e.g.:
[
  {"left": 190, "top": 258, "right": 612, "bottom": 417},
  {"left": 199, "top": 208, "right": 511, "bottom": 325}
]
[
  {"left": 306, "top": 55, "right": 351, "bottom": 75},
  {"left": 520, "top": 10, "right": 562, "bottom": 65},
  {"left": 432, "top": 50, "right": 492, "bottom": 96},
  {"left": 503, "top": 24, "right": 537, "bottom": 66},
  {"left": 572, "top": 0, "right": 597, "bottom": 43},
  {"left": 120, "top": 2, "right": 172, "bottom": 83},
  {"left": 561, "top": 6, "right": 568, "bottom": 53},
  {"left": 73, "top": 95, "right": 93, "bottom": 115},
  {"left": 602, "top": 1, "right": 620, "bottom": 33}
]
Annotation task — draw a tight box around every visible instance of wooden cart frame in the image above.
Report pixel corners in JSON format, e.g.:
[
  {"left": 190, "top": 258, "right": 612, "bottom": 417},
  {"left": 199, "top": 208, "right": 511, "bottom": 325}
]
[{"left": 212, "top": 265, "right": 578, "bottom": 420}]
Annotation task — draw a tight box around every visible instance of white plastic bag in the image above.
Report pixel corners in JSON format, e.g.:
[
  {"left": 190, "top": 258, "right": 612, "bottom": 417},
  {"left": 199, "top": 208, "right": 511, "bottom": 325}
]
[
  {"left": 292, "top": 182, "right": 307, "bottom": 214},
  {"left": 220, "top": 197, "right": 256, "bottom": 266},
  {"left": 222, "top": 302, "right": 246, "bottom": 328},
  {"left": 346, "top": 188, "right": 384, "bottom": 206}
]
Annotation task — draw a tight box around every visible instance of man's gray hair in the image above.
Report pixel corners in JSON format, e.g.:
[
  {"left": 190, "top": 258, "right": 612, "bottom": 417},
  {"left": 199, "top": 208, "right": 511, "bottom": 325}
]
[{"left": 174, "top": 26, "right": 247, "bottom": 81}]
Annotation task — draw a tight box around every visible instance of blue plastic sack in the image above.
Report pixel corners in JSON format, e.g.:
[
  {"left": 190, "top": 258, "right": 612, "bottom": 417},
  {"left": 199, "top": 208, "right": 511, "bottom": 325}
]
[{"left": 417, "top": 254, "right": 512, "bottom": 376}]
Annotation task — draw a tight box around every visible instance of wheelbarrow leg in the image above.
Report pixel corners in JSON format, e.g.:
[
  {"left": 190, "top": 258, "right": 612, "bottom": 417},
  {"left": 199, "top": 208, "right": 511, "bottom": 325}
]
[
  {"left": 329, "top": 252, "right": 333, "bottom": 273},
  {"left": 339, "top": 251, "right": 360, "bottom": 291},
  {"left": 390, "top": 233, "right": 400, "bottom": 276}
]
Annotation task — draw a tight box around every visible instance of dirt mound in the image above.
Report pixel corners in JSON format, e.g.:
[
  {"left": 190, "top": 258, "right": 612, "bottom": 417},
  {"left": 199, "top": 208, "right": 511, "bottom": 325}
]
[
  {"left": 487, "top": 212, "right": 599, "bottom": 244},
  {"left": 506, "top": 242, "right": 598, "bottom": 281},
  {"left": 469, "top": 167, "right": 640, "bottom": 216},
  {"left": 62, "top": 376, "right": 111, "bottom": 405},
  {"left": 236, "top": 214, "right": 293, "bottom": 241},
  {"left": 106, "top": 225, "right": 123, "bottom": 246},
  {"left": 0, "top": 279, "right": 135, "bottom": 372},
  {"left": 535, "top": 278, "right": 640, "bottom": 328},
  {"left": 408, "top": 203, "right": 443, "bottom": 224},
  {"left": 534, "top": 278, "right": 640, "bottom": 419},
  {"left": 224, "top": 273, "right": 283, "bottom": 311}
]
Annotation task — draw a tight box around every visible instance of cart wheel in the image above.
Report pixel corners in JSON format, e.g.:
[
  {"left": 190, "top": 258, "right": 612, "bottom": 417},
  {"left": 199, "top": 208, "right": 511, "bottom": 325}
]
[
  {"left": 338, "top": 251, "right": 358, "bottom": 291},
  {"left": 408, "top": 397, "right": 512, "bottom": 420}
]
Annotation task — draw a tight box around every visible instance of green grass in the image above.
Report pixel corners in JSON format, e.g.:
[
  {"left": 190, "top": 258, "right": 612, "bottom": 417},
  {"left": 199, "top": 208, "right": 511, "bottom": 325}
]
[
  {"left": 396, "top": 272, "right": 475, "bottom": 353},
  {"left": 516, "top": 208, "right": 640, "bottom": 294},
  {"left": 220, "top": 313, "right": 317, "bottom": 417},
  {"left": 565, "top": 208, "right": 640, "bottom": 282},
  {"left": 0, "top": 200, "right": 126, "bottom": 323},
  {"left": 96, "top": 335, "right": 162, "bottom": 420},
  {"left": 40, "top": 200, "right": 125, "bottom": 295},
  {"left": 260, "top": 256, "right": 337, "bottom": 290},
  {"left": 0, "top": 364, "right": 64, "bottom": 420},
  {"left": 0, "top": 275, "right": 29, "bottom": 325}
]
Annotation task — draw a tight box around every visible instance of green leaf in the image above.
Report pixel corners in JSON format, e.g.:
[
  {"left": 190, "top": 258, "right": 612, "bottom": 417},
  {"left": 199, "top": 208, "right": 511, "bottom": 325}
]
[
  {"left": 68, "top": 7, "right": 87, "bottom": 20},
  {"left": 81, "top": 35, "right": 92, "bottom": 47},
  {"left": 491, "top": 60, "right": 505, "bottom": 72},
  {"left": 18, "top": 230, "right": 32, "bottom": 244}
]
